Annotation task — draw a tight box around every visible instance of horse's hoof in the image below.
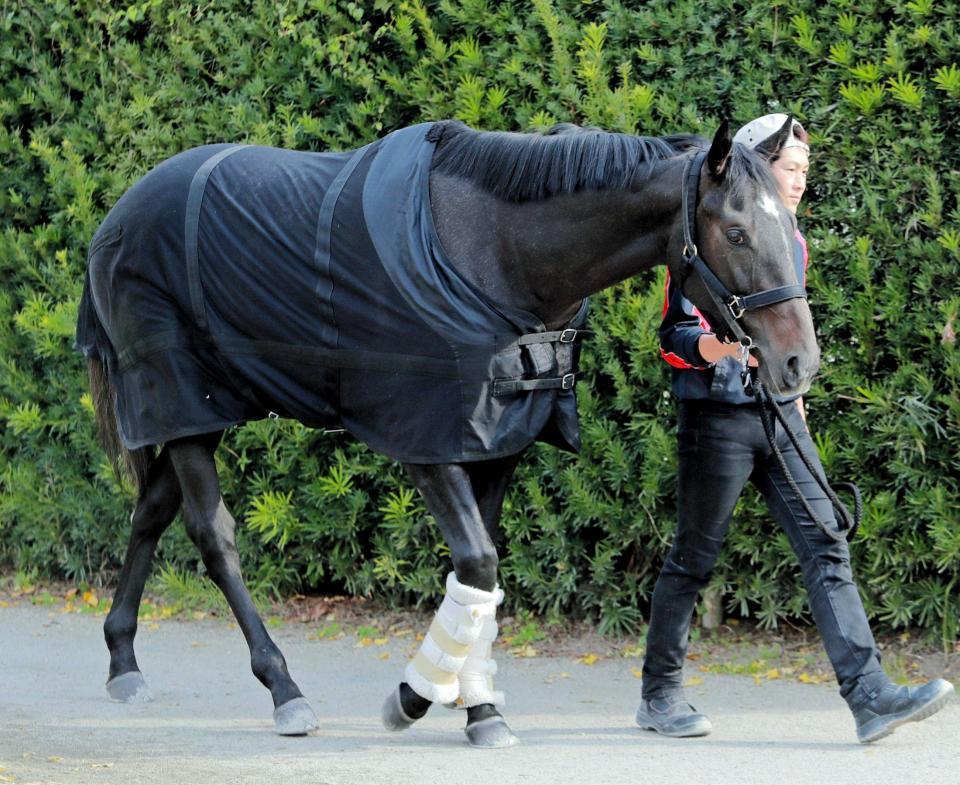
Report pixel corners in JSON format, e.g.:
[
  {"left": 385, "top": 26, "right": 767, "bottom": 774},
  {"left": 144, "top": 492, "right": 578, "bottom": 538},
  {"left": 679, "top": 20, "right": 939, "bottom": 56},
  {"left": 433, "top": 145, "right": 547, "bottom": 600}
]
[
  {"left": 381, "top": 686, "right": 418, "bottom": 731},
  {"left": 464, "top": 716, "right": 519, "bottom": 748},
  {"left": 273, "top": 697, "right": 319, "bottom": 736},
  {"left": 106, "top": 671, "right": 153, "bottom": 703}
]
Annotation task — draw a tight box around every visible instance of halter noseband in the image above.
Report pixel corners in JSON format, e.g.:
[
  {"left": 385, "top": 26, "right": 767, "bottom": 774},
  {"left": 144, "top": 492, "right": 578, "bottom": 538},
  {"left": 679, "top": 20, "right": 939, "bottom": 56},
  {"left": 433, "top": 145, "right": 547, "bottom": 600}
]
[{"left": 678, "top": 150, "right": 807, "bottom": 365}]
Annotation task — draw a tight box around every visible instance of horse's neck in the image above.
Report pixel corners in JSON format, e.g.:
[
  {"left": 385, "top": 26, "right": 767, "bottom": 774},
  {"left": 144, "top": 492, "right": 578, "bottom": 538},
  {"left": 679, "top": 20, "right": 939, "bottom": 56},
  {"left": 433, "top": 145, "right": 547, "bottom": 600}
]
[{"left": 430, "top": 157, "right": 685, "bottom": 328}]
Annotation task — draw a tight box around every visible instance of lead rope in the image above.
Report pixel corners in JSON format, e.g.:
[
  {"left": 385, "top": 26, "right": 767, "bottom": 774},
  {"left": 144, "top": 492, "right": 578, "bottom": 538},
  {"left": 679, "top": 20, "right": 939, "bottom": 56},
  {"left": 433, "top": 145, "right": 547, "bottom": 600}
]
[{"left": 747, "top": 372, "right": 862, "bottom": 543}]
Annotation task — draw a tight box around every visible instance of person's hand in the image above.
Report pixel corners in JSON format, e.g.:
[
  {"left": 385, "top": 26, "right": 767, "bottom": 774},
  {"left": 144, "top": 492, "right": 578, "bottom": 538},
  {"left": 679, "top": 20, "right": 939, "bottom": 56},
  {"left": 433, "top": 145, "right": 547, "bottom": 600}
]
[{"left": 697, "top": 333, "right": 759, "bottom": 366}]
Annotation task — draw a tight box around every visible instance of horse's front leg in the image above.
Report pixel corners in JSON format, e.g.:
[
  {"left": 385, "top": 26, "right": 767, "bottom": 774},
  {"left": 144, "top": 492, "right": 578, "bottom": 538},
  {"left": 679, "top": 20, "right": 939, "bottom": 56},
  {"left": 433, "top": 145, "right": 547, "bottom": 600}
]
[{"left": 382, "top": 457, "right": 520, "bottom": 748}]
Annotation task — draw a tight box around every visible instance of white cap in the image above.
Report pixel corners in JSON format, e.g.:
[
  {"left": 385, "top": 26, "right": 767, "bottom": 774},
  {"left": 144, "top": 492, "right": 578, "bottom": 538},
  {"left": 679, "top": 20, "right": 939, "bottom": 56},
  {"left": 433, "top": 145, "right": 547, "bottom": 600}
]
[{"left": 733, "top": 113, "right": 809, "bottom": 152}]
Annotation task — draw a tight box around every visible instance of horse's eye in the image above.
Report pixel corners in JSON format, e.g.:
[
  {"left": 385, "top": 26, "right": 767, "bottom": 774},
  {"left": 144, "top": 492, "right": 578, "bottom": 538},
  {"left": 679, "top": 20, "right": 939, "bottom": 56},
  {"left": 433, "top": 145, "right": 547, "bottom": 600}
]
[{"left": 726, "top": 228, "right": 746, "bottom": 245}]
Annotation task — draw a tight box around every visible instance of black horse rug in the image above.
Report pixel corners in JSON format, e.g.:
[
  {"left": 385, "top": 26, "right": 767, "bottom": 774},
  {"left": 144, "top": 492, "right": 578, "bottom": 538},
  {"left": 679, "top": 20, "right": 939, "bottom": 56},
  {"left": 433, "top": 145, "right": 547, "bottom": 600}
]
[{"left": 76, "top": 123, "right": 588, "bottom": 463}]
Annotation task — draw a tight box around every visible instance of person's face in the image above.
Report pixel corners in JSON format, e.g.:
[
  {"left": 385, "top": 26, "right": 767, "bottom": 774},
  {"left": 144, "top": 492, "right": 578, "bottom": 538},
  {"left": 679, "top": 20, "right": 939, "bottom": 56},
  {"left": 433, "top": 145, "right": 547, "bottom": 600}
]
[{"left": 769, "top": 146, "right": 809, "bottom": 214}]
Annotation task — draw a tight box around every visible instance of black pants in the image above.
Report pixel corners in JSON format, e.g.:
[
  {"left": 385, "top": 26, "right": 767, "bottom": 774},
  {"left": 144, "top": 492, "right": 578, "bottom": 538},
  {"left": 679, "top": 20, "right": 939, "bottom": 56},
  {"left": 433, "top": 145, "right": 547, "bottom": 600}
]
[{"left": 642, "top": 400, "right": 888, "bottom": 709}]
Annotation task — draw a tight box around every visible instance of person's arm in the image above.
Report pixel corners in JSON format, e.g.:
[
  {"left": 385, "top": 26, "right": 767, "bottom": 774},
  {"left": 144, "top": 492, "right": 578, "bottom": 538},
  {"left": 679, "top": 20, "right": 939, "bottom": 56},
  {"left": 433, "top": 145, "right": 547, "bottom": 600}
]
[
  {"left": 796, "top": 396, "right": 806, "bottom": 423},
  {"left": 658, "top": 274, "right": 712, "bottom": 369},
  {"left": 696, "top": 333, "right": 758, "bottom": 365},
  {"left": 659, "top": 273, "right": 758, "bottom": 369}
]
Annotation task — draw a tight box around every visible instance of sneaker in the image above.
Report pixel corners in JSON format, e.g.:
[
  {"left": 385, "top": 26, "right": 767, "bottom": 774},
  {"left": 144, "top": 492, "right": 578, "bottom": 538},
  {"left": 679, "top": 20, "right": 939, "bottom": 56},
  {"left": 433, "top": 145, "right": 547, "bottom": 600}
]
[
  {"left": 636, "top": 696, "right": 712, "bottom": 738},
  {"left": 853, "top": 678, "right": 954, "bottom": 743}
]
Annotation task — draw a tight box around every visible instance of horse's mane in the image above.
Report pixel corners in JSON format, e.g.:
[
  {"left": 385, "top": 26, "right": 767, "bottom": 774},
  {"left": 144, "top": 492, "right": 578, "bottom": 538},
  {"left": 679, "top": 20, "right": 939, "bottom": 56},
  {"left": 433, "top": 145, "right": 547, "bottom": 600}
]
[{"left": 429, "top": 120, "right": 777, "bottom": 204}]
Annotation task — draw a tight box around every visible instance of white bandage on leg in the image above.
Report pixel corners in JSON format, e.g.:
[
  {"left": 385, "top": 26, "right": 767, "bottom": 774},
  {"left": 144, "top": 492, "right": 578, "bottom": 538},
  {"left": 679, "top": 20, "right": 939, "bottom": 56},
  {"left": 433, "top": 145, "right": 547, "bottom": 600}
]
[
  {"left": 404, "top": 572, "right": 499, "bottom": 705},
  {"left": 457, "top": 610, "right": 505, "bottom": 707}
]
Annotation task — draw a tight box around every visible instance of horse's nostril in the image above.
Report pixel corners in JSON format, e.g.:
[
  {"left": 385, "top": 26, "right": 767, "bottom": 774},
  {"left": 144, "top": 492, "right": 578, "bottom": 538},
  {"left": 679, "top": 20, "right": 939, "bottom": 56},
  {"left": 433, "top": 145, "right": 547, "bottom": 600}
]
[{"left": 783, "top": 354, "right": 801, "bottom": 386}]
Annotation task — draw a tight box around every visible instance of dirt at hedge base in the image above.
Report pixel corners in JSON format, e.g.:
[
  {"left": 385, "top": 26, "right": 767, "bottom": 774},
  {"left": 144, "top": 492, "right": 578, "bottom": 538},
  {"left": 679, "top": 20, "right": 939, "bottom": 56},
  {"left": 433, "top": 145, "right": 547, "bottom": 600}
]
[{"left": 3, "top": 581, "right": 957, "bottom": 688}]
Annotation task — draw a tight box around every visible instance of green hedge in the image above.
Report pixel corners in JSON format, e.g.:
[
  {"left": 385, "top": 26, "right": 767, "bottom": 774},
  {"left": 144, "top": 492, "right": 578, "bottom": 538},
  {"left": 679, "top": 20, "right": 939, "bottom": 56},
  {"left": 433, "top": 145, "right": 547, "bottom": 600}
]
[{"left": 2, "top": 0, "right": 958, "bottom": 642}]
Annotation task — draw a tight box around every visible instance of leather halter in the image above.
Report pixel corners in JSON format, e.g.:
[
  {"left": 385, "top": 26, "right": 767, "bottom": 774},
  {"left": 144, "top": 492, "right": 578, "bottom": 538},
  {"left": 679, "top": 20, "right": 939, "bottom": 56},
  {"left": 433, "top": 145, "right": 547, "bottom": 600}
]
[{"left": 677, "top": 151, "right": 807, "bottom": 349}]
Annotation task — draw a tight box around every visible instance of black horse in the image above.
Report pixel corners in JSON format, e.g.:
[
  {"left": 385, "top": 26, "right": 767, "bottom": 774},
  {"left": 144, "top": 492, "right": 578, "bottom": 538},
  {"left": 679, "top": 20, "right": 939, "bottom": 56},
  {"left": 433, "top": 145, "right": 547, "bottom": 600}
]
[{"left": 76, "top": 117, "right": 818, "bottom": 747}]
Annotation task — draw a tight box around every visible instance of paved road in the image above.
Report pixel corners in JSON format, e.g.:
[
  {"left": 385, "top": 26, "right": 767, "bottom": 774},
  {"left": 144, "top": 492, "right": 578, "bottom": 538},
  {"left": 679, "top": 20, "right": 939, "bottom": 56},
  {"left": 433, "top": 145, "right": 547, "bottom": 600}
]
[{"left": 1, "top": 603, "right": 957, "bottom": 785}]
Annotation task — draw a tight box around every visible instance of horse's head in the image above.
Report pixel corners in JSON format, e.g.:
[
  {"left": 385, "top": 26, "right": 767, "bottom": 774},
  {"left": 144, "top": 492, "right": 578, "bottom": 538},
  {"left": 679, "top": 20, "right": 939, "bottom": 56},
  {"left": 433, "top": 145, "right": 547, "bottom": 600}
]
[{"left": 667, "top": 122, "right": 820, "bottom": 397}]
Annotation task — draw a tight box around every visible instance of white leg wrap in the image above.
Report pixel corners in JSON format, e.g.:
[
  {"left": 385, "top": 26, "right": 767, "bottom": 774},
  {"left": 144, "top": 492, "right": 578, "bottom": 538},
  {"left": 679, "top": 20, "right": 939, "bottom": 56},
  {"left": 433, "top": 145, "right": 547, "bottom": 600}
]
[
  {"left": 405, "top": 572, "right": 499, "bottom": 705},
  {"left": 458, "top": 613, "right": 505, "bottom": 707}
]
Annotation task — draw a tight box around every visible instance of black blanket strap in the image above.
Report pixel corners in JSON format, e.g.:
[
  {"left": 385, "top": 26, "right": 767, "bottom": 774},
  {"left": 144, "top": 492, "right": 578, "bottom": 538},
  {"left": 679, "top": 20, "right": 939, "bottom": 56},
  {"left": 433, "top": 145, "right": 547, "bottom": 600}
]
[
  {"left": 185, "top": 144, "right": 250, "bottom": 332},
  {"left": 117, "top": 330, "right": 588, "bottom": 395},
  {"left": 492, "top": 373, "right": 579, "bottom": 397},
  {"left": 314, "top": 142, "right": 373, "bottom": 325},
  {"left": 517, "top": 329, "right": 594, "bottom": 346}
]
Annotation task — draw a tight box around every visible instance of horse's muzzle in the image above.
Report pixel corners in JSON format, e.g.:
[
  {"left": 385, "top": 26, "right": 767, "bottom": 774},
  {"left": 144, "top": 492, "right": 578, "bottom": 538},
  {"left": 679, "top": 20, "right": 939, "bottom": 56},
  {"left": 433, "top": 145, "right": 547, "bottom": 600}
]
[{"left": 778, "top": 346, "right": 820, "bottom": 396}]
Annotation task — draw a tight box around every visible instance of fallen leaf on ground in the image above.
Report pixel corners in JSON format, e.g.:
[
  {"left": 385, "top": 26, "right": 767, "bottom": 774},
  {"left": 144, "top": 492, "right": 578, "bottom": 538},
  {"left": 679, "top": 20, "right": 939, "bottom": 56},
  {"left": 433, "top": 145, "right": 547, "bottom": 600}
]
[
  {"left": 578, "top": 653, "right": 599, "bottom": 666},
  {"left": 512, "top": 644, "right": 538, "bottom": 658},
  {"left": 630, "top": 667, "right": 643, "bottom": 679},
  {"left": 684, "top": 676, "right": 704, "bottom": 687},
  {"left": 312, "top": 623, "right": 343, "bottom": 640}
]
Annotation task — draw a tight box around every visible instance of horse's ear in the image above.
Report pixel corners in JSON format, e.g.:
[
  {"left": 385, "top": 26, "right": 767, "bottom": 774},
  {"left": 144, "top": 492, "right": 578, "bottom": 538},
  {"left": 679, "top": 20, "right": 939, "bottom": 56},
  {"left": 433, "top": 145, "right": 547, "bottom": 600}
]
[
  {"left": 706, "top": 120, "right": 732, "bottom": 179},
  {"left": 753, "top": 115, "right": 794, "bottom": 160}
]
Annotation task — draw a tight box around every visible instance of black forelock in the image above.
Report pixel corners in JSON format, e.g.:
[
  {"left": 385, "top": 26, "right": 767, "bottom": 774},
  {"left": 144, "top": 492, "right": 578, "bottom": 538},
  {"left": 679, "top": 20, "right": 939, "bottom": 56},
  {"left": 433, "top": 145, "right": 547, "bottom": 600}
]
[{"left": 725, "top": 143, "right": 781, "bottom": 202}]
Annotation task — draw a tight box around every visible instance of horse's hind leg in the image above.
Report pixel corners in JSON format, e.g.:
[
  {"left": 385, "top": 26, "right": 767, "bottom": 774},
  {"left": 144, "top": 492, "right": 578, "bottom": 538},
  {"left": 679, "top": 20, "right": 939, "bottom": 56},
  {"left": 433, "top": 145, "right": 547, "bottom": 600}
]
[
  {"left": 383, "top": 458, "right": 520, "bottom": 748},
  {"left": 166, "top": 432, "right": 319, "bottom": 736},
  {"left": 104, "top": 446, "right": 182, "bottom": 702}
]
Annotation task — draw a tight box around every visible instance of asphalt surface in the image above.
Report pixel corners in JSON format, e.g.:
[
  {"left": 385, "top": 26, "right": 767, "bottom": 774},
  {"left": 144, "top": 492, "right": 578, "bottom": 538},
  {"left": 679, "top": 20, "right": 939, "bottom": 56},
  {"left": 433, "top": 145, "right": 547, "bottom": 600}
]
[{"left": 1, "top": 602, "right": 957, "bottom": 785}]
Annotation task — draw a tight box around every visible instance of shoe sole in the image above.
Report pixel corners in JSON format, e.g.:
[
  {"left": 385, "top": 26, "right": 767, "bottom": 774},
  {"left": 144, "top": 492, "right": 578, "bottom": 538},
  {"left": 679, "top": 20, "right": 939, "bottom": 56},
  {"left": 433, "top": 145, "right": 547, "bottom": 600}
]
[
  {"left": 636, "top": 712, "right": 712, "bottom": 738},
  {"left": 858, "top": 682, "right": 955, "bottom": 744}
]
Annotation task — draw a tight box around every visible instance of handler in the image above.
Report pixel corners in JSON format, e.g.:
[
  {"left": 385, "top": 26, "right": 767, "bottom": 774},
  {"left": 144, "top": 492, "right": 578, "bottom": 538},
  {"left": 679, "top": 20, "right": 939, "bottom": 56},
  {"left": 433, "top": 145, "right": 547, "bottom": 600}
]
[{"left": 636, "top": 113, "right": 954, "bottom": 744}]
